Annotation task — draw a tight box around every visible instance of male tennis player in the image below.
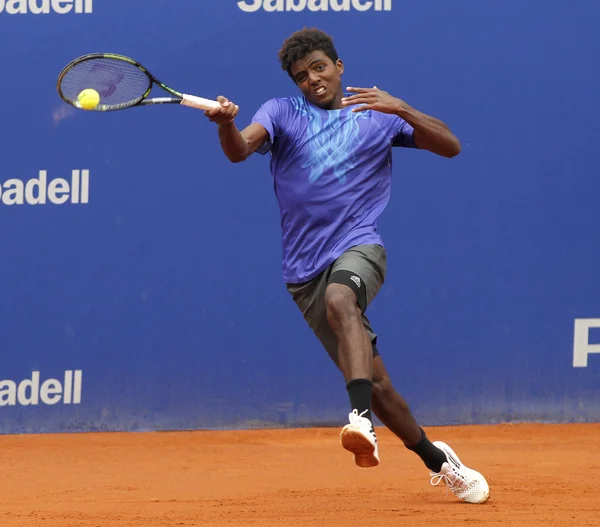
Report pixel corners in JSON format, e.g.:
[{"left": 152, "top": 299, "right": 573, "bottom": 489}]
[{"left": 205, "top": 28, "right": 490, "bottom": 504}]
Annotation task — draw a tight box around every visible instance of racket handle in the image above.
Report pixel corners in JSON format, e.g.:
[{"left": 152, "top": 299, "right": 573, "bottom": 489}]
[{"left": 181, "top": 93, "right": 221, "bottom": 111}]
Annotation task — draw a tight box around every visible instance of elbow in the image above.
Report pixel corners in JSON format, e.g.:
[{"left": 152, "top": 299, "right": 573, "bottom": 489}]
[
  {"left": 227, "top": 142, "right": 252, "bottom": 163},
  {"left": 420, "top": 135, "right": 461, "bottom": 158},
  {"left": 225, "top": 150, "right": 249, "bottom": 164},
  {"left": 443, "top": 138, "right": 461, "bottom": 158}
]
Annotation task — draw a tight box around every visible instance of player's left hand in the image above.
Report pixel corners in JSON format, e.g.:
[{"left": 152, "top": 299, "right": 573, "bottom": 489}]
[{"left": 341, "top": 86, "right": 404, "bottom": 114}]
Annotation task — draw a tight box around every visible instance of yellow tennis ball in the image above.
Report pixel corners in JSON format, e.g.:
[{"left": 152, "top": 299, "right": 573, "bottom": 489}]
[{"left": 77, "top": 88, "right": 100, "bottom": 110}]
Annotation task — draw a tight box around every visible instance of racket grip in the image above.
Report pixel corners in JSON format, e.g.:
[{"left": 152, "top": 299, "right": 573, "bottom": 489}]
[{"left": 181, "top": 93, "right": 221, "bottom": 111}]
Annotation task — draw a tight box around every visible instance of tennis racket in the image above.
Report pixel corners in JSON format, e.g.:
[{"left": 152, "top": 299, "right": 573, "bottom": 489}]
[{"left": 56, "top": 53, "right": 222, "bottom": 112}]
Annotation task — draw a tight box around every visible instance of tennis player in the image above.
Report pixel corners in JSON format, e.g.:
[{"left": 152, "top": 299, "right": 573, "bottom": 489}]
[{"left": 205, "top": 27, "right": 490, "bottom": 504}]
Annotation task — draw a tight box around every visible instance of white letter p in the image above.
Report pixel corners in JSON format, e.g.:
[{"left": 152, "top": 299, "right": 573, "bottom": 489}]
[{"left": 573, "top": 319, "right": 600, "bottom": 367}]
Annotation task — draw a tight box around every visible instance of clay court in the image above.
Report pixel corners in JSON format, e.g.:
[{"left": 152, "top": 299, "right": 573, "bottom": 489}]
[{"left": 2, "top": 423, "right": 599, "bottom": 526}]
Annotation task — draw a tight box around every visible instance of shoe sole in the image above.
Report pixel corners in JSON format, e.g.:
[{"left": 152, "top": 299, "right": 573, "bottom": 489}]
[{"left": 340, "top": 425, "right": 379, "bottom": 468}]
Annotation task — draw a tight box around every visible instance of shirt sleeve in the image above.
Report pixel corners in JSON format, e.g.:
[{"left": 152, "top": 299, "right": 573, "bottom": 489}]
[
  {"left": 391, "top": 116, "right": 418, "bottom": 149},
  {"left": 251, "top": 98, "right": 281, "bottom": 155}
]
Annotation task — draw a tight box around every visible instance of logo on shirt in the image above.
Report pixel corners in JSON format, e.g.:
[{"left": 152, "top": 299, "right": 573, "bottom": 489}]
[
  {"left": 290, "top": 97, "right": 369, "bottom": 184},
  {"left": 238, "top": 0, "right": 392, "bottom": 12},
  {"left": 0, "top": 0, "right": 93, "bottom": 14}
]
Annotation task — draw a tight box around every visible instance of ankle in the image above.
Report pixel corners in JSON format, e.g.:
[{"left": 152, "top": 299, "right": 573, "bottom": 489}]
[
  {"left": 406, "top": 428, "right": 447, "bottom": 473},
  {"left": 346, "top": 379, "right": 373, "bottom": 423}
]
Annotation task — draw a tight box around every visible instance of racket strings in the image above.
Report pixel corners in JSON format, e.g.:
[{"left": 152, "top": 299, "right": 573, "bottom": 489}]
[{"left": 60, "top": 58, "right": 151, "bottom": 107}]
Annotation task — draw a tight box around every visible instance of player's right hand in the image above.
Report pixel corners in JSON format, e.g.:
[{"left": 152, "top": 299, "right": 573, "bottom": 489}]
[{"left": 205, "top": 96, "right": 239, "bottom": 125}]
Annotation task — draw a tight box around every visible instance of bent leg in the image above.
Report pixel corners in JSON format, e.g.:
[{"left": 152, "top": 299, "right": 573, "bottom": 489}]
[
  {"left": 371, "top": 355, "right": 422, "bottom": 446},
  {"left": 325, "top": 282, "right": 373, "bottom": 382},
  {"left": 372, "top": 354, "right": 447, "bottom": 472}
]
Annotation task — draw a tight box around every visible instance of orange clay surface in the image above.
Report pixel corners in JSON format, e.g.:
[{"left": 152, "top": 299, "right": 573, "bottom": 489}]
[{"left": 1, "top": 423, "right": 599, "bottom": 526}]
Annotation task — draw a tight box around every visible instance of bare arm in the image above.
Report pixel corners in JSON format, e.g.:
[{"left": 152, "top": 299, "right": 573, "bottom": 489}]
[
  {"left": 205, "top": 96, "right": 269, "bottom": 163},
  {"left": 341, "top": 87, "right": 461, "bottom": 158},
  {"left": 397, "top": 104, "right": 461, "bottom": 158},
  {"left": 218, "top": 122, "right": 270, "bottom": 163}
]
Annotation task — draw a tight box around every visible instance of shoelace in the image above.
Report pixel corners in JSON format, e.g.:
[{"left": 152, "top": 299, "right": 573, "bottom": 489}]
[
  {"left": 350, "top": 409, "right": 370, "bottom": 419},
  {"left": 430, "top": 470, "right": 469, "bottom": 492},
  {"left": 349, "top": 409, "right": 372, "bottom": 425},
  {"left": 349, "top": 409, "right": 377, "bottom": 440}
]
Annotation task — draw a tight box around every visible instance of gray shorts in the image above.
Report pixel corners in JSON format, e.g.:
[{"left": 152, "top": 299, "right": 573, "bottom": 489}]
[{"left": 286, "top": 244, "right": 387, "bottom": 366}]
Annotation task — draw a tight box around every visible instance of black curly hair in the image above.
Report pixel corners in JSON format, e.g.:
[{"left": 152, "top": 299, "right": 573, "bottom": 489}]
[{"left": 278, "top": 28, "right": 340, "bottom": 80}]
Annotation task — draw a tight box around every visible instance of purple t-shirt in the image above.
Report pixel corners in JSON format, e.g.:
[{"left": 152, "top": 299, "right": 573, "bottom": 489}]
[{"left": 252, "top": 96, "right": 417, "bottom": 284}]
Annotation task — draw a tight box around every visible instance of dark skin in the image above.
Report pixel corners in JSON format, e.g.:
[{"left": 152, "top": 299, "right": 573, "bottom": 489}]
[
  {"left": 206, "top": 49, "right": 461, "bottom": 447},
  {"left": 289, "top": 50, "right": 345, "bottom": 110}
]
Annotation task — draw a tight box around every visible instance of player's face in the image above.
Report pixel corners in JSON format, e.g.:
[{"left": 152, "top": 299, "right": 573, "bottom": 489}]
[{"left": 290, "top": 50, "right": 344, "bottom": 110}]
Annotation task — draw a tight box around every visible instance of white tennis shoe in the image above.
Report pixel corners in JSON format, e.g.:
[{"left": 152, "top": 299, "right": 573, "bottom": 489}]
[
  {"left": 429, "top": 441, "right": 490, "bottom": 504},
  {"left": 340, "top": 409, "right": 380, "bottom": 468}
]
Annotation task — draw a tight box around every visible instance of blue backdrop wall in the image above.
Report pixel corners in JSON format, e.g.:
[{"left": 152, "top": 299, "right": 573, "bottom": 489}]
[{"left": 1, "top": 0, "right": 599, "bottom": 434}]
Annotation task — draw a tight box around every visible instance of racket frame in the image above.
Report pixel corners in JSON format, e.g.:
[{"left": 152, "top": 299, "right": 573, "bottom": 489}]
[{"left": 56, "top": 53, "right": 220, "bottom": 112}]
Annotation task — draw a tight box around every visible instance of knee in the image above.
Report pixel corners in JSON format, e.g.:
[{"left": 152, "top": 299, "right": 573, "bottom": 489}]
[
  {"left": 372, "top": 373, "right": 408, "bottom": 410},
  {"left": 372, "top": 374, "right": 392, "bottom": 401},
  {"left": 325, "top": 284, "right": 359, "bottom": 324}
]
